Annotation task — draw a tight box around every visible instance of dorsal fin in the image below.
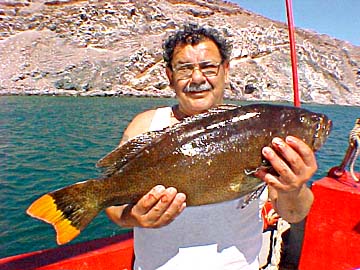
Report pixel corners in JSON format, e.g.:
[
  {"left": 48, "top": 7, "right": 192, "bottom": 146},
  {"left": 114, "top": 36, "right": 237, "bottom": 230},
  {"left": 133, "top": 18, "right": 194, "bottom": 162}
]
[{"left": 96, "top": 130, "right": 165, "bottom": 175}]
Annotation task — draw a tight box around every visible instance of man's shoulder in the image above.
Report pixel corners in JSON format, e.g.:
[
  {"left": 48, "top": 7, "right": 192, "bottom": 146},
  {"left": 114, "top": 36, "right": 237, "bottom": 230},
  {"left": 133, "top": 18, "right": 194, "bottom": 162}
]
[
  {"left": 128, "top": 109, "right": 157, "bottom": 132},
  {"left": 132, "top": 106, "right": 171, "bottom": 124},
  {"left": 123, "top": 106, "right": 171, "bottom": 141},
  {"left": 133, "top": 108, "right": 157, "bottom": 122}
]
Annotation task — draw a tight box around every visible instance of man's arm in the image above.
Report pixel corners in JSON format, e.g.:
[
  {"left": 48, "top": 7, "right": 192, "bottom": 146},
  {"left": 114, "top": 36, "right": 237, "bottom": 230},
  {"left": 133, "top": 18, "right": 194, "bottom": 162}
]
[
  {"left": 105, "top": 110, "right": 186, "bottom": 228},
  {"left": 255, "top": 136, "right": 315, "bottom": 223}
]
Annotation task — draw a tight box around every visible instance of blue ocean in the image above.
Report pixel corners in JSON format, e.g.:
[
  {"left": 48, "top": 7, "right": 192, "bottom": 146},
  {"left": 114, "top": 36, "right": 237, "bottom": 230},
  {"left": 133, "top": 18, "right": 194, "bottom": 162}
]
[{"left": 1, "top": 96, "right": 359, "bottom": 258}]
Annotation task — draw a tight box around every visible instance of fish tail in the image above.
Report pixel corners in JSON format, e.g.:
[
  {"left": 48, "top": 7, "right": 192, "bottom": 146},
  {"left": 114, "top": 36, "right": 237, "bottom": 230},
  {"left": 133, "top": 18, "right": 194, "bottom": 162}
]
[{"left": 26, "top": 180, "right": 101, "bottom": 245}]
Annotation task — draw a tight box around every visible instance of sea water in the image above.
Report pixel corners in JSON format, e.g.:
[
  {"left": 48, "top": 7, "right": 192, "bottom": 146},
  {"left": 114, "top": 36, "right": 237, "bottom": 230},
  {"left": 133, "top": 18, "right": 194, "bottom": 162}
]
[{"left": 0, "top": 96, "right": 359, "bottom": 258}]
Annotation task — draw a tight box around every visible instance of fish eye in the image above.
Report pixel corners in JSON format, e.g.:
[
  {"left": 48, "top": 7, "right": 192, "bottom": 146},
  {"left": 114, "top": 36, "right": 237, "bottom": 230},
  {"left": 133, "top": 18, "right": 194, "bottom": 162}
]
[{"left": 299, "top": 114, "right": 306, "bottom": 123}]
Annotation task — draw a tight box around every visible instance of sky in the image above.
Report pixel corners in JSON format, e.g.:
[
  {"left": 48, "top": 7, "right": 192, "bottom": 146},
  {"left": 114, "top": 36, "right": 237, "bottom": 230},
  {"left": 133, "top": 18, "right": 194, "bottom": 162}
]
[{"left": 233, "top": 0, "right": 360, "bottom": 46}]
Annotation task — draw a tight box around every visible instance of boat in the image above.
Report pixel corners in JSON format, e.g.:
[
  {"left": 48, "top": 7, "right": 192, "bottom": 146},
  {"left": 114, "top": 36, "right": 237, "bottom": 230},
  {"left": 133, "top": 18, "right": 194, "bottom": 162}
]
[
  {"left": 0, "top": 232, "right": 134, "bottom": 270},
  {"left": 1, "top": 1, "right": 360, "bottom": 270}
]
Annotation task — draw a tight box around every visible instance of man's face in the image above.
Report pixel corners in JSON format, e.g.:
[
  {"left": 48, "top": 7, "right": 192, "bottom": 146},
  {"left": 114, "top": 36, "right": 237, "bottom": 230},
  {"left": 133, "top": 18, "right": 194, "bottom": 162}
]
[{"left": 166, "top": 39, "right": 230, "bottom": 116}]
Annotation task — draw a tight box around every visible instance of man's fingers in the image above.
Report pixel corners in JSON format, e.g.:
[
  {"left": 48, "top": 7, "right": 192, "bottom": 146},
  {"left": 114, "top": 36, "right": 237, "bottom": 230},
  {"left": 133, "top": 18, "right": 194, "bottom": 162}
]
[
  {"left": 144, "top": 187, "right": 178, "bottom": 224},
  {"left": 132, "top": 186, "right": 187, "bottom": 228},
  {"left": 134, "top": 185, "right": 165, "bottom": 215},
  {"left": 257, "top": 136, "right": 318, "bottom": 193},
  {"left": 158, "top": 192, "right": 187, "bottom": 225},
  {"left": 150, "top": 192, "right": 187, "bottom": 227},
  {"left": 285, "top": 136, "right": 317, "bottom": 169},
  {"left": 261, "top": 145, "right": 296, "bottom": 185},
  {"left": 271, "top": 137, "right": 305, "bottom": 176}
]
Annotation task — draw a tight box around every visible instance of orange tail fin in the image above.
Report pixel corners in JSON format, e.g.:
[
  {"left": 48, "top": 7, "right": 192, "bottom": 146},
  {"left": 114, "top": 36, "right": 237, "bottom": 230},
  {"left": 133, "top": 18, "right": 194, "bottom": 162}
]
[
  {"left": 27, "top": 194, "right": 80, "bottom": 245},
  {"left": 26, "top": 180, "right": 101, "bottom": 245}
]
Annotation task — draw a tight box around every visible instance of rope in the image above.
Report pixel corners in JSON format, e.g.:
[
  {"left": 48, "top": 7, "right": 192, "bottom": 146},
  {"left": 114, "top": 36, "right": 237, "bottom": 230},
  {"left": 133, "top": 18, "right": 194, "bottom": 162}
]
[{"left": 349, "top": 118, "right": 360, "bottom": 182}]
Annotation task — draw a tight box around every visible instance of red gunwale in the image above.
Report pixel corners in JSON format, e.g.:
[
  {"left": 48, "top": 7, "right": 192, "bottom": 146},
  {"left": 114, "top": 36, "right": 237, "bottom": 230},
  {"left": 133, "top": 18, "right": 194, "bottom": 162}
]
[{"left": 0, "top": 232, "right": 134, "bottom": 270}]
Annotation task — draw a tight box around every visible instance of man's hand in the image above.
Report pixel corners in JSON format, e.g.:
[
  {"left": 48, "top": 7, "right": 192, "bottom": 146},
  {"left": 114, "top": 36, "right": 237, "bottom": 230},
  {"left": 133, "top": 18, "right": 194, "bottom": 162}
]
[
  {"left": 121, "top": 185, "right": 187, "bottom": 228},
  {"left": 255, "top": 136, "right": 315, "bottom": 222}
]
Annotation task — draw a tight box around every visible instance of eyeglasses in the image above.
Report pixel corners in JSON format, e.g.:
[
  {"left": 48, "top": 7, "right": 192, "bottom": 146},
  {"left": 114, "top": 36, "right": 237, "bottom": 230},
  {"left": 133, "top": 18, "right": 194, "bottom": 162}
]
[{"left": 172, "top": 60, "right": 223, "bottom": 80}]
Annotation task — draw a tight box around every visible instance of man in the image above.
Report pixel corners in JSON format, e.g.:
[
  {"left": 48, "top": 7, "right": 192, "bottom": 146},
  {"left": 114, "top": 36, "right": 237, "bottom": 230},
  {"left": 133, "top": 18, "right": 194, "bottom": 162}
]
[{"left": 106, "top": 23, "right": 315, "bottom": 269}]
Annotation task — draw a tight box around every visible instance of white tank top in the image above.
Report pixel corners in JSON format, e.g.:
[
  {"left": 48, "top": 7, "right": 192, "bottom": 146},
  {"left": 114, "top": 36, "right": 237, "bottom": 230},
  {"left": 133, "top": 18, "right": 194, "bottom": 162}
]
[{"left": 133, "top": 106, "right": 266, "bottom": 270}]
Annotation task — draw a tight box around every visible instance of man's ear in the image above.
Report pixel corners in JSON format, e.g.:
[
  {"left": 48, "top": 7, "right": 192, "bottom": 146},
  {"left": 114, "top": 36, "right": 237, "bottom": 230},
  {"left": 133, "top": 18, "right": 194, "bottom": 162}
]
[
  {"left": 223, "top": 60, "right": 230, "bottom": 84},
  {"left": 166, "top": 66, "right": 174, "bottom": 87}
]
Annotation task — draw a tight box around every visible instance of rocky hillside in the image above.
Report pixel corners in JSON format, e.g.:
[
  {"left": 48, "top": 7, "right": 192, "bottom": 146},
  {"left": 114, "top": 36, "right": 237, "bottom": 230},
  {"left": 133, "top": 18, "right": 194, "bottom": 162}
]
[{"left": 0, "top": 0, "right": 359, "bottom": 105}]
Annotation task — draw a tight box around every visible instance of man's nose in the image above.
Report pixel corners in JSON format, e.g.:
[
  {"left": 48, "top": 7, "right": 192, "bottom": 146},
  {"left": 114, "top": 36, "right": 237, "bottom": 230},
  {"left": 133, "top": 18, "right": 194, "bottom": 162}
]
[{"left": 191, "top": 67, "right": 206, "bottom": 84}]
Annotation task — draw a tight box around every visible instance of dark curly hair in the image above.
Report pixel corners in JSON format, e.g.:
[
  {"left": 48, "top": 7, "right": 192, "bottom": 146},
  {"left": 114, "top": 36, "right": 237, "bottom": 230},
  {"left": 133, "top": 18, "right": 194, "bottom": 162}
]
[{"left": 163, "top": 23, "right": 232, "bottom": 69}]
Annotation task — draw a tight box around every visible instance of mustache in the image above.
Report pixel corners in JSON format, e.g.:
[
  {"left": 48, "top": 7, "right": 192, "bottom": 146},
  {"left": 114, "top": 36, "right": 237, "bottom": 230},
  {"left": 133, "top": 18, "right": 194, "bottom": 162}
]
[{"left": 183, "top": 81, "right": 212, "bottom": 93}]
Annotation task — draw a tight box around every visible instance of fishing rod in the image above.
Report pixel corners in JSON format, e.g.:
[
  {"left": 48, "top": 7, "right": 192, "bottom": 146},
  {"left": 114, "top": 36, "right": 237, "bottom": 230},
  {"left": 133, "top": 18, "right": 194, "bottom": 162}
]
[{"left": 285, "top": 0, "right": 300, "bottom": 107}]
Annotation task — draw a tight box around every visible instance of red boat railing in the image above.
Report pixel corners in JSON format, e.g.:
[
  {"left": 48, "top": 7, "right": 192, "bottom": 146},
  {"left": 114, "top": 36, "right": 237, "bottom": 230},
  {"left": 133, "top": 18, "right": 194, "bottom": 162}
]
[{"left": 0, "top": 232, "right": 134, "bottom": 270}]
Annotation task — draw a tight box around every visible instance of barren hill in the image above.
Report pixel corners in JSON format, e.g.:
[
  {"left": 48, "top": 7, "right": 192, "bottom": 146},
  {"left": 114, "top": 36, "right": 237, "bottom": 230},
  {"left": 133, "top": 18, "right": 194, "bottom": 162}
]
[{"left": 0, "top": 0, "right": 359, "bottom": 105}]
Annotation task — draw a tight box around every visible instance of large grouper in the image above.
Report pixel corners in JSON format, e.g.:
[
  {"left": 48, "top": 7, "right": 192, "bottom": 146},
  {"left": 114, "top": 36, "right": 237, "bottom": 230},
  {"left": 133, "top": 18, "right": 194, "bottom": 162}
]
[{"left": 27, "top": 103, "right": 332, "bottom": 245}]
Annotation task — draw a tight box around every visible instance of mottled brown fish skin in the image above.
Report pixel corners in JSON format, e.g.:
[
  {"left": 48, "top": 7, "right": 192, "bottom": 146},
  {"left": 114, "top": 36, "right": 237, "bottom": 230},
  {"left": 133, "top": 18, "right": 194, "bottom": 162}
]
[
  {"left": 26, "top": 103, "right": 332, "bottom": 244},
  {"left": 97, "top": 103, "right": 331, "bottom": 206}
]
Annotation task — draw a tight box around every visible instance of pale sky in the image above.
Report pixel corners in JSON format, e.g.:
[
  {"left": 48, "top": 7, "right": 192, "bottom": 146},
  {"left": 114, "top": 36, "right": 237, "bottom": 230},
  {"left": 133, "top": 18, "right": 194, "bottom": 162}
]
[{"left": 233, "top": 0, "right": 360, "bottom": 46}]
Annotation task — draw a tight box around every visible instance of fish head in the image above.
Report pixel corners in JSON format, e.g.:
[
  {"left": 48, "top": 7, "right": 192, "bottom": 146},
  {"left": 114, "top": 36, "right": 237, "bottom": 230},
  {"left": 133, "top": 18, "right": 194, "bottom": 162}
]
[
  {"left": 300, "top": 111, "right": 332, "bottom": 151},
  {"left": 244, "top": 104, "right": 332, "bottom": 153}
]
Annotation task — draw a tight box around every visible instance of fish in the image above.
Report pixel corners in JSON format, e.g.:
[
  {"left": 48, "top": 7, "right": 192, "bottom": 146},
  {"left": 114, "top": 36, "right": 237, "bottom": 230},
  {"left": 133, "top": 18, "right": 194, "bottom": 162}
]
[{"left": 26, "top": 103, "right": 332, "bottom": 245}]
